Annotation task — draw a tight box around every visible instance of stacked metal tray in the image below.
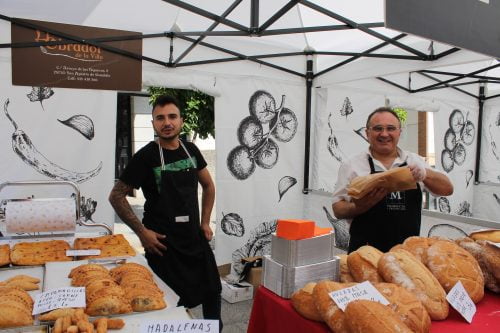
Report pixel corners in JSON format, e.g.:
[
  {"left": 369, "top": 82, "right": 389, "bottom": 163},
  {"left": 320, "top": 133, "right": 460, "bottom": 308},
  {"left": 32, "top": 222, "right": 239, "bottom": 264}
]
[{"left": 263, "top": 232, "right": 339, "bottom": 298}]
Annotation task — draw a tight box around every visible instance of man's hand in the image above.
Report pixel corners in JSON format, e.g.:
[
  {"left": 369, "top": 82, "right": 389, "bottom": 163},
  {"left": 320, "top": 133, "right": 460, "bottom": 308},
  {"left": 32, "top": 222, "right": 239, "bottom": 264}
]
[
  {"left": 352, "top": 187, "right": 388, "bottom": 215},
  {"left": 332, "top": 187, "right": 387, "bottom": 219},
  {"left": 138, "top": 227, "right": 167, "bottom": 256},
  {"left": 201, "top": 223, "right": 213, "bottom": 241},
  {"left": 409, "top": 162, "right": 427, "bottom": 182}
]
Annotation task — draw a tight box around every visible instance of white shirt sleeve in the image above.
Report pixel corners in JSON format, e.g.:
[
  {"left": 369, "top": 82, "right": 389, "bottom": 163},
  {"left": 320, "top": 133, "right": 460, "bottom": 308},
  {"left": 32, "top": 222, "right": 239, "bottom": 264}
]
[{"left": 332, "top": 162, "right": 354, "bottom": 204}]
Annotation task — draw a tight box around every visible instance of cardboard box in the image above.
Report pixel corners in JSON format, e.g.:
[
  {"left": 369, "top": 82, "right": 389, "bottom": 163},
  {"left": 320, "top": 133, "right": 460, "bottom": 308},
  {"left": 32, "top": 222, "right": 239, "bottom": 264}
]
[
  {"left": 217, "top": 263, "right": 231, "bottom": 277},
  {"left": 241, "top": 256, "right": 263, "bottom": 294},
  {"left": 221, "top": 279, "right": 253, "bottom": 303}
]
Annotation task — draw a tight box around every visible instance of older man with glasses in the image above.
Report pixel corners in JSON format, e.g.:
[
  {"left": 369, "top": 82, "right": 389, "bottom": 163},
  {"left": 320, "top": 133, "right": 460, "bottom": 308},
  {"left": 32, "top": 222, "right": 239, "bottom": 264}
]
[{"left": 332, "top": 107, "right": 453, "bottom": 253}]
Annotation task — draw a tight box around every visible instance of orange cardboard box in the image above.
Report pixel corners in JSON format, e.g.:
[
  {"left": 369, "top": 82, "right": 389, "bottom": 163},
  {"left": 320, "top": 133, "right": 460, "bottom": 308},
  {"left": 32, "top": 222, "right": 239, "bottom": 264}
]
[
  {"left": 314, "top": 226, "right": 333, "bottom": 237},
  {"left": 276, "top": 219, "right": 315, "bottom": 240}
]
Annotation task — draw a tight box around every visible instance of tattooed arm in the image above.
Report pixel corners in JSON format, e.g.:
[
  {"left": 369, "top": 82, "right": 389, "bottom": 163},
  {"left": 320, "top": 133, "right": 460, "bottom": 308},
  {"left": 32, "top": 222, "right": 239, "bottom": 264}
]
[{"left": 109, "top": 180, "right": 166, "bottom": 255}]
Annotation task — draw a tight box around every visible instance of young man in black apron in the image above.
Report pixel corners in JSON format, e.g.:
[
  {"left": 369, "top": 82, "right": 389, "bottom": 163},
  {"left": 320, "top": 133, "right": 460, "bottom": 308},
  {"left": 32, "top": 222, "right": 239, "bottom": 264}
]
[
  {"left": 109, "top": 95, "right": 222, "bottom": 329},
  {"left": 332, "top": 107, "right": 453, "bottom": 253}
]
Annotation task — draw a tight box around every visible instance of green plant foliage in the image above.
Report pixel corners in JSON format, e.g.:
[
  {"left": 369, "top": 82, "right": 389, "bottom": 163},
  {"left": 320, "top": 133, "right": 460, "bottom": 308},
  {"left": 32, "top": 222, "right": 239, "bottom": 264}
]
[
  {"left": 148, "top": 86, "right": 215, "bottom": 140},
  {"left": 393, "top": 107, "right": 408, "bottom": 126}
]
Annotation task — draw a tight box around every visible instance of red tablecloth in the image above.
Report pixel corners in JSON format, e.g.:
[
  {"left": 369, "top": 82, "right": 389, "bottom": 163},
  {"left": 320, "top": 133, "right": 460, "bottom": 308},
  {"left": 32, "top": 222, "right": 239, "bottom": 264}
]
[{"left": 248, "top": 286, "right": 500, "bottom": 333}]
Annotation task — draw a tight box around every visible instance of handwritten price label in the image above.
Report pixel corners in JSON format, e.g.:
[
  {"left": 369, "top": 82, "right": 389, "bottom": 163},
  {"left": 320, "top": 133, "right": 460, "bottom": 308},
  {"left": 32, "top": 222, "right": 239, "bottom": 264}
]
[
  {"left": 329, "top": 281, "right": 389, "bottom": 311},
  {"left": 446, "top": 281, "right": 476, "bottom": 323},
  {"left": 33, "top": 287, "right": 85, "bottom": 315},
  {"left": 141, "top": 320, "right": 219, "bottom": 333}
]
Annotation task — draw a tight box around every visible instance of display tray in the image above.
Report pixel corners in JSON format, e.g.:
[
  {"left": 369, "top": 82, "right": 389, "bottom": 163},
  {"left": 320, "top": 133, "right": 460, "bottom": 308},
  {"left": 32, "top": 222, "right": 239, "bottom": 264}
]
[
  {"left": 0, "top": 264, "right": 45, "bottom": 298},
  {"left": 41, "top": 255, "right": 183, "bottom": 321},
  {"left": 0, "top": 325, "right": 48, "bottom": 333}
]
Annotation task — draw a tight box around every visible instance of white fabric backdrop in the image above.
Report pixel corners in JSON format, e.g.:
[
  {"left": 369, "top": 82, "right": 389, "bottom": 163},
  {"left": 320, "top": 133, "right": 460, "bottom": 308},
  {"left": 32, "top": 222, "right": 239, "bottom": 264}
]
[
  {"left": 214, "top": 76, "right": 305, "bottom": 271},
  {"left": 0, "top": 58, "right": 116, "bottom": 233},
  {"left": 433, "top": 100, "right": 478, "bottom": 217}
]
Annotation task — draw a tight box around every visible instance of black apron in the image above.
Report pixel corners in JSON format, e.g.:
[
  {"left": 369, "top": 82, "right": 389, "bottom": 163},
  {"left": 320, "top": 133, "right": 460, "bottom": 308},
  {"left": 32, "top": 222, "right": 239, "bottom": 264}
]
[
  {"left": 144, "top": 140, "right": 221, "bottom": 308},
  {"left": 348, "top": 156, "right": 422, "bottom": 253}
]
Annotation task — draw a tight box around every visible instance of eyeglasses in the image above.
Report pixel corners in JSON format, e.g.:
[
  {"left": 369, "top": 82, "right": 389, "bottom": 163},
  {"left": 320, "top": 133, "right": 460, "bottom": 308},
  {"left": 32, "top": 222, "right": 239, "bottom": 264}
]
[{"left": 367, "top": 125, "right": 400, "bottom": 133}]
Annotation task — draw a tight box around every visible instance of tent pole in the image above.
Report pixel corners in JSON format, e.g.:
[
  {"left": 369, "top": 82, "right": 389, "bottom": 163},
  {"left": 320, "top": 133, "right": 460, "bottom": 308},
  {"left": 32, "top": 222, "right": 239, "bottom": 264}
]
[
  {"left": 474, "top": 82, "right": 486, "bottom": 184},
  {"left": 303, "top": 56, "right": 314, "bottom": 194}
]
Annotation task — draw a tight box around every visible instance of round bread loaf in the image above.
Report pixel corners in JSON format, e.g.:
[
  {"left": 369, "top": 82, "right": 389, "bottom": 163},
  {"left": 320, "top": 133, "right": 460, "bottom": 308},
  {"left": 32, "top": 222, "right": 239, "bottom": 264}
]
[
  {"left": 378, "top": 249, "right": 449, "bottom": 320},
  {"left": 290, "top": 282, "right": 323, "bottom": 322},
  {"left": 347, "top": 245, "right": 383, "bottom": 283},
  {"left": 312, "top": 281, "right": 356, "bottom": 333},
  {"left": 469, "top": 229, "right": 500, "bottom": 242},
  {"left": 456, "top": 238, "right": 499, "bottom": 293},
  {"left": 477, "top": 240, "right": 500, "bottom": 282},
  {"left": 338, "top": 254, "right": 355, "bottom": 283},
  {"left": 426, "top": 240, "right": 484, "bottom": 303},
  {"left": 375, "top": 283, "right": 431, "bottom": 333},
  {"left": 399, "top": 237, "right": 442, "bottom": 263},
  {"left": 344, "top": 300, "right": 412, "bottom": 333}
]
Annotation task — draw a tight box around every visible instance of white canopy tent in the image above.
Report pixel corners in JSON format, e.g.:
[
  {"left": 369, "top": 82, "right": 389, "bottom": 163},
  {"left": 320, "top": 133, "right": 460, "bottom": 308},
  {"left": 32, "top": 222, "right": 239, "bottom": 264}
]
[{"left": 1, "top": 0, "right": 499, "bottom": 269}]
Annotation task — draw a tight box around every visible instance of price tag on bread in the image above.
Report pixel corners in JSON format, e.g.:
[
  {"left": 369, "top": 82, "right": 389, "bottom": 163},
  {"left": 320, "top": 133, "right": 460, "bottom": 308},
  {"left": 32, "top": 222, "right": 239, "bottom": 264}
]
[
  {"left": 66, "top": 249, "right": 101, "bottom": 256},
  {"left": 328, "top": 281, "right": 389, "bottom": 311},
  {"left": 140, "top": 320, "right": 219, "bottom": 333},
  {"left": 446, "top": 281, "right": 476, "bottom": 323},
  {"left": 33, "top": 287, "right": 86, "bottom": 315}
]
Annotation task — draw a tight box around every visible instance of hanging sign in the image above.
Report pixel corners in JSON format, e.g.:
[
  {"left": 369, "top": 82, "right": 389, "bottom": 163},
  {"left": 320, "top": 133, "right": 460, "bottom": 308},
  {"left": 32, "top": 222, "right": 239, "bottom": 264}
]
[{"left": 11, "top": 19, "right": 142, "bottom": 91}]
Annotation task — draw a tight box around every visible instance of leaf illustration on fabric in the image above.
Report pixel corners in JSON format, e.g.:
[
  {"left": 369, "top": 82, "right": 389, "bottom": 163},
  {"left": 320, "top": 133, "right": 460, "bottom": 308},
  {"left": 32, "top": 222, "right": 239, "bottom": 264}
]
[
  {"left": 323, "top": 206, "right": 350, "bottom": 251},
  {"left": 220, "top": 212, "right": 245, "bottom": 237},
  {"left": 428, "top": 223, "right": 467, "bottom": 239},
  {"left": 456, "top": 201, "right": 472, "bottom": 217},
  {"left": 489, "top": 125, "right": 500, "bottom": 160},
  {"left": 327, "top": 113, "right": 345, "bottom": 162},
  {"left": 438, "top": 197, "right": 451, "bottom": 213},
  {"left": 495, "top": 112, "right": 500, "bottom": 126},
  {"left": 339, "top": 97, "right": 353, "bottom": 119},
  {"left": 231, "top": 220, "right": 277, "bottom": 275},
  {"left": 58, "top": 114, "right": 95, "bottom": 140},
  {"left": 353, "top": 127, "right": 368, "bottom": 143},
  {"left": 278, "top": 176, "right": 297, "bottom": 202},
  {"left": 493, "top": 193, "right": 500, "bottom": 205},
  {"left": 465, "top": 170, "right": 473, "bottom": 187},
  {"left": 27, "top": 87, "right": 54, "bottom": 110}
]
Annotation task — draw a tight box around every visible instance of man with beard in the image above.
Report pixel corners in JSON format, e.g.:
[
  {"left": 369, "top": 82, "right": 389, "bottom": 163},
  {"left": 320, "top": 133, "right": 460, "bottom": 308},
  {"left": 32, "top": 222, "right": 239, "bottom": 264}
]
[
  {"left": 332, "top": 107, "right": 453, "bottom": 253},
  {"left": 109, "top": 95, "right": 222, "bottom": 328}
]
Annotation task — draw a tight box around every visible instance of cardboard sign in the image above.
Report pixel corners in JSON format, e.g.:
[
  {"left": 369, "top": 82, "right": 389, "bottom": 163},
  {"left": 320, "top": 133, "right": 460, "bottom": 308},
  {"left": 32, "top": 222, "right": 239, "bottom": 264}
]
[
  {"left": 66, "top": 249, "right": 101, "bottom": 256},
  {"left": 329, "top": 281, "right": 390, "bottom": 311},
  {"left": 141, "top": 320, "right": 219, "bottom": 333},
  {"left": 446, "top": 281, "right": 476, "bottom": 323},
  {"left": 33, "top": 287, "right": 85, "bottom": 315},
  {"left": 12, "top": 19, "right": 142, "bottom": 91}
]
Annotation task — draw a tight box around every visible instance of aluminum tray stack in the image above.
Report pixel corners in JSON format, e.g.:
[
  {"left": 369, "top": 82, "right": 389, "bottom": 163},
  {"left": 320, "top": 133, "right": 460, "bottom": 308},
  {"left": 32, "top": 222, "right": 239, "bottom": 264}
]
[{"left": 262, "top": 232, "right": 339, "bottom": 298}]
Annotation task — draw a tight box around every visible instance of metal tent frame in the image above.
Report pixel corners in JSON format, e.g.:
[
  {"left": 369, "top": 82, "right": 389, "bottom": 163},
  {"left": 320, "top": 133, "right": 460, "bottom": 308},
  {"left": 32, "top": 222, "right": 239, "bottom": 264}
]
[{"left": 1, "top": 0, "right": 499, "bottom": 189}]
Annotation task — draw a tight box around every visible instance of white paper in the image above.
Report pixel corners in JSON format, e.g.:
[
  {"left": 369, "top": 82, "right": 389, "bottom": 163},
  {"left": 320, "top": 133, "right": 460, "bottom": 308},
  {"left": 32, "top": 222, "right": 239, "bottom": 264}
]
[
  {"left": 329, "top": 281, "right": 390, "bottom": 311},
  {"left": 140, "top": 320, "right": 219, "bottom": 333},
  {"left": 66, "top": 249, "right": 101, "bottom": 256},
  {"left": 446, "top": 281, "right": 476, "bottom": 323},
  {"left": 33, "top": 287, "right": 85, "bottom": 315}
]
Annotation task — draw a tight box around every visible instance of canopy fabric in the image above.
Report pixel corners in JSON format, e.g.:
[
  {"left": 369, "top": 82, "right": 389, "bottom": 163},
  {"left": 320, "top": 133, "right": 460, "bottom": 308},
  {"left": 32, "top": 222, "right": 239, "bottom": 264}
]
[{"left": 1, "top": 0, "right": 498, "bottom": 95}]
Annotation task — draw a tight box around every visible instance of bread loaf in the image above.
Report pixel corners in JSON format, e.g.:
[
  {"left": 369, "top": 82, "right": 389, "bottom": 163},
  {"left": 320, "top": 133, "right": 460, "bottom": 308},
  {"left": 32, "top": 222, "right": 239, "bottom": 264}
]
[
  {"left": 344, "top": 300, "right": 412, "bottom": 333},
  {"left": 469, "top": 229, "right": 500, "bottom": 242},
  {"left": 0, "top": 245, "right": 10, "bottom": 267},
  {"left": 10, "top": 240, "right": 71, "bottom": 265},
  {"left": 456, "top": 238, "right": 500, "bottom": 293},
  {"left": 291, "top": 282, "right": 323, "bottom": 322},
  {"left": 375, "top": 283, "right": 431, "bottom": 333},
  {"left": 338, "top": 254, "right": 355, "bottom": 283},
  {"left": 399, "top": 237, "right": 442, "bottom": 263},
  {"left": 426, "top": 240, "right": 484, "bottom": 303},
  {"left": 378, "top": 249, "right": 448, "bottom": 320},
  {"left": 347, "top": 245, "right": 383, "bottom": 283},
  {"left": 312, "top": 281, "right": 356, "bottom": 333},
  {"left": 478, "top": 240, "right": 500, "bottom": 282},
  {"left": 347, "top": 167, "right": 416, "bottom": 199}
]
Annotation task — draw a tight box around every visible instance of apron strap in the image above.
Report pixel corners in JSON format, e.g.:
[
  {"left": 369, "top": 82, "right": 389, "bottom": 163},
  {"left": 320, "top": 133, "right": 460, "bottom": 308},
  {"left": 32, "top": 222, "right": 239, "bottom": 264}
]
[{"left": 157, "top": 139, "right": 197, "bottom": 170}]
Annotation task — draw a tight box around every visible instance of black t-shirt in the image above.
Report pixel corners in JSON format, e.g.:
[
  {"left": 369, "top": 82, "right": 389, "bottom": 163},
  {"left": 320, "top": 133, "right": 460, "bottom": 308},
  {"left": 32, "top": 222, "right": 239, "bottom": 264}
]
[{"left": 120, "top": 140, "right": 207, "bottom": 218}]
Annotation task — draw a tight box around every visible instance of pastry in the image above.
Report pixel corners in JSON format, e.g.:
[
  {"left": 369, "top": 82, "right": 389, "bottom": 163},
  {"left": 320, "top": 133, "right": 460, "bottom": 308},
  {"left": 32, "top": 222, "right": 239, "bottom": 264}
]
[{"left": 0, "top": 244, "right": 10, "bottom": 267}]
